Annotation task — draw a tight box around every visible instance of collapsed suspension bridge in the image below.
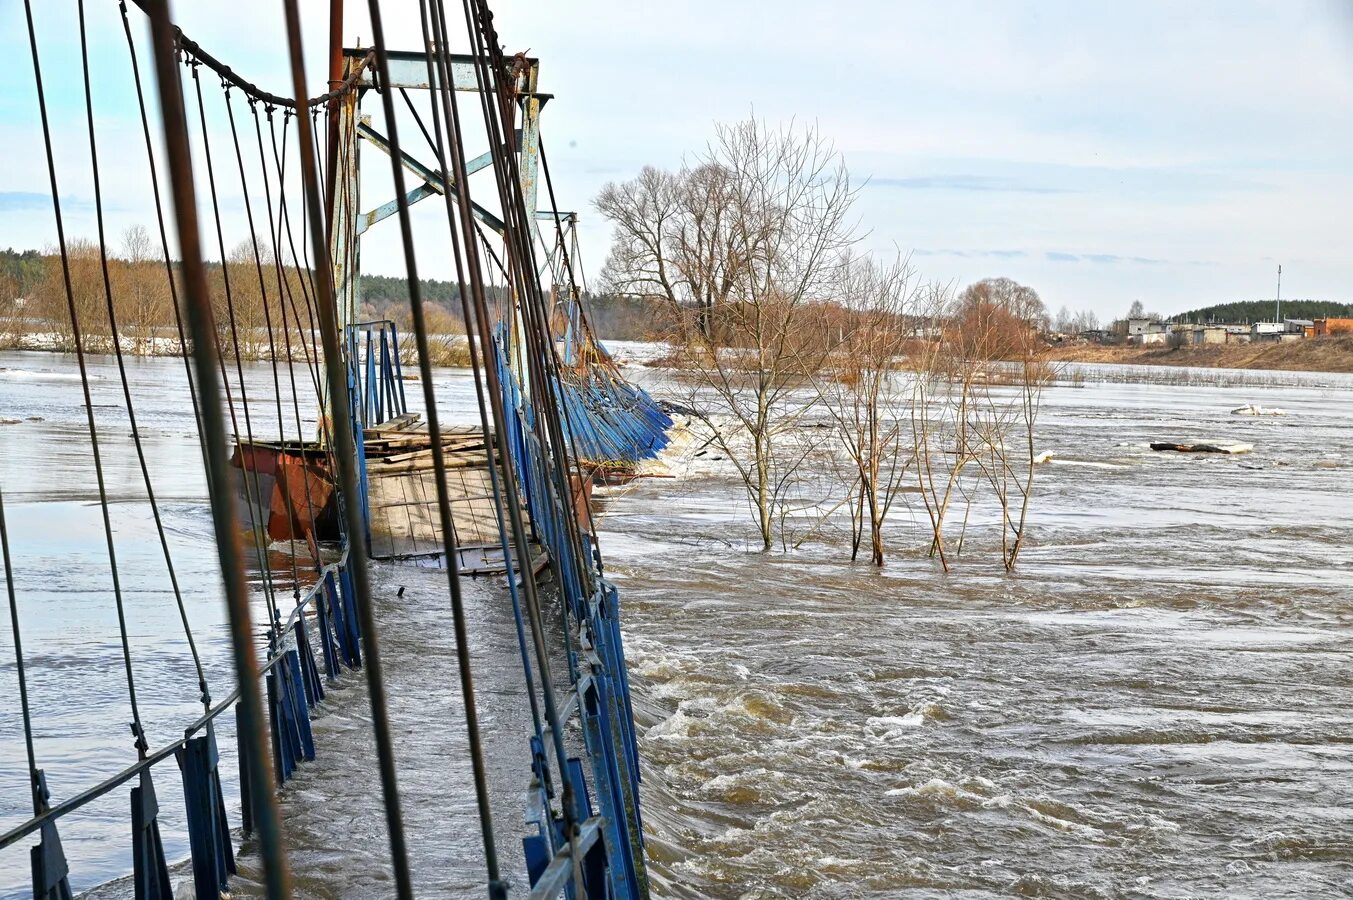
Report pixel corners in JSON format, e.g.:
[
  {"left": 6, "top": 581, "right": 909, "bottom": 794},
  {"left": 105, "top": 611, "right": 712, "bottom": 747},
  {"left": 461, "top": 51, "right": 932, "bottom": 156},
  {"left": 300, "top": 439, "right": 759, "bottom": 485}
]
[{"left": 2, "top": 0, "right": 670, "bottom": 897}]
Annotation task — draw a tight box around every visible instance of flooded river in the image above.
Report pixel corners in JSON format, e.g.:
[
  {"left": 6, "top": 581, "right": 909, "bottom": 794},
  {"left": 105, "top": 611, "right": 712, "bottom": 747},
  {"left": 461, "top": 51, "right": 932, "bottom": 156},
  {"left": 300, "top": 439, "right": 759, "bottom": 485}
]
[{"left": 1, "top": 350, "right": 1351, "bottom": 897}]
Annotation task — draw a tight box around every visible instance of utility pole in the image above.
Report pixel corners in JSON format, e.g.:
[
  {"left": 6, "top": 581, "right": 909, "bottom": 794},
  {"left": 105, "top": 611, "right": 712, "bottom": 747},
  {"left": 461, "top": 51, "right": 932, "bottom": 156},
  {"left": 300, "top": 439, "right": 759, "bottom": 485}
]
[{"left": 1276, "top": 264, "right": 1282, "bottom": 323}]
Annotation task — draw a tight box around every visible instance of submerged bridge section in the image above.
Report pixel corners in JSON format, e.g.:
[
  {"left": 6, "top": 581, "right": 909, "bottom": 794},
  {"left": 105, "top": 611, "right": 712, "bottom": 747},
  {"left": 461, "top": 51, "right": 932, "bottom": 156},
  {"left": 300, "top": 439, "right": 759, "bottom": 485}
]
[{"left": 3, "top": 1, "right": 665, "bottom": 897}]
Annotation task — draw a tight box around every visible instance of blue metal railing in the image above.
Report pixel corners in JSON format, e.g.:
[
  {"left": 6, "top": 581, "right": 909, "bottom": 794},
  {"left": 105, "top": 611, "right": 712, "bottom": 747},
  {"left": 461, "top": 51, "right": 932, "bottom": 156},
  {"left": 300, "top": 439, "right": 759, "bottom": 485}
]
[
  {"left": 3, "top": 545, "right": 362, "bottom": 897},
  {"left": 346, "top": 320, "right": 409, "bottom": 428},
  {"left": 492, "top": 331, "right": 649, "bottom": 899}
]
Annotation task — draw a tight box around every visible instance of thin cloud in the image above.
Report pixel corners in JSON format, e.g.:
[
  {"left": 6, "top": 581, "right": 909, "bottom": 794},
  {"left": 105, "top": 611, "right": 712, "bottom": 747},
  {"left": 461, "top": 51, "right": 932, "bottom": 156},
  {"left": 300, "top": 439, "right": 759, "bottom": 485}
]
[
  {"left": 0, "top": 192, "right": 90, "bottom": 213},
  {"left": 915, "top": 248, "right": 1027, "bottom": 259},
  {"left": 870, "top": 175, "right": 1074, "bottom": 194}
]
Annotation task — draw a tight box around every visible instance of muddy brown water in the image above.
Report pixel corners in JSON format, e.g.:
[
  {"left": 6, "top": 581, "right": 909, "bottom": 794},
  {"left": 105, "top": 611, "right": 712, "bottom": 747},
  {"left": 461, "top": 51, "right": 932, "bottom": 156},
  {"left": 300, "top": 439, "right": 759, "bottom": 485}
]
[{"left": 1, "top": 351, "right": 1350, "bottom": 898}]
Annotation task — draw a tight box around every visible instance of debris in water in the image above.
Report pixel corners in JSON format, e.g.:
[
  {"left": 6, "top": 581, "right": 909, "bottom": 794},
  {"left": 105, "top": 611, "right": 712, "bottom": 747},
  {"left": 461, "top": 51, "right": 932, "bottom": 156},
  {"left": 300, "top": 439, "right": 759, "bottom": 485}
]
[
  {"left": 1150, "top": 441, "right": 1253, "bottom": 454},
  {"left": 1231, "top": 404, "right": 1286, "bottom": 416}
]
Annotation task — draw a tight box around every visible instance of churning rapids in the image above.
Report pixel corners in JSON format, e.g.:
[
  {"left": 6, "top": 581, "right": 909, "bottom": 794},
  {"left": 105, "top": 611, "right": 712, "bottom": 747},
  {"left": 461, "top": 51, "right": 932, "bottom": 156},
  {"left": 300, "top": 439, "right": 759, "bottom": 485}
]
[{"left": 1, "top": 349, "right": 1350, "bottom": 898}]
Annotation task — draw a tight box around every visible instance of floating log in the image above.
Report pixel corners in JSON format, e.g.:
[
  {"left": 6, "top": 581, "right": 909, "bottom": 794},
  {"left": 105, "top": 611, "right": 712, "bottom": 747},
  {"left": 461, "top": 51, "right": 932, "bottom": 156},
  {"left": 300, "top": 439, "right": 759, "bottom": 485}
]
[
  {"left": 1150, "top": 441, "right": 1253, "bottom": 454},
  {"left": 1231, "top": 404, "right": 1287, "bottom": 416}
]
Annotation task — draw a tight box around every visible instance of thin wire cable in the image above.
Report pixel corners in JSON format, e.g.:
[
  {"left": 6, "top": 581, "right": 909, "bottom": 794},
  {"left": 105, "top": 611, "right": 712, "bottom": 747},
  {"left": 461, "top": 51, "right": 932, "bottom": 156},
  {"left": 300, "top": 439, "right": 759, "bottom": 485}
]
[
  {"left": 118, "top": 0, "right": 212, "bottom": 709},
  {"left": 257, "top": 105, "right": 331, "bottom": 568},
  {"left": 139, "top": 1, "right": 290, "bottom": 893},
  {"left": 0, "top": 482, "right": 40, "bottom": 815},
  {"left": 434, "top": 0, "right": 584, "bottom": 842},
  {"left": 28, "top": 0, "right": 147, "bottom": 759},
  {"left": 415, "top": 0, "right": 545, "bottom": 747},
  {"left": 83, "top": 0, "right": 209, "bottom": 712},
  {"left": 222, "top": 86, "right": 307, "bottom": 596},
  {"left": 188, "top": 59, "right": 284, "bottom": 638},
  {"left": 366, "top": 1, "right": 503, "bottom": 889},
  {"left": 278, "top": 3, "right": 414, "bottom": 895}
]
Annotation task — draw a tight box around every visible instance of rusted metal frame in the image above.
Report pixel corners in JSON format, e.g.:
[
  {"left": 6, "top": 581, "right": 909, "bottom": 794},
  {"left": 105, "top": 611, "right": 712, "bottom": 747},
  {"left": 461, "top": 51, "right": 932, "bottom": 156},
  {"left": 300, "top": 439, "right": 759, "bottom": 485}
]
[
  {"left": 346, "top": 45, "right": 534, "bottom": 92},
  {"left": 280, "top": 2, "right": 416, "bottom": 897}
]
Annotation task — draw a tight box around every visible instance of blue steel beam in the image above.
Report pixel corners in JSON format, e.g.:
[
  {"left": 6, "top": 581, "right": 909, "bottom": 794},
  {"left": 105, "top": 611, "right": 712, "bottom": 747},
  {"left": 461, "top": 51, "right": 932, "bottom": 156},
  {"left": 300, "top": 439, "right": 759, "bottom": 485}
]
[
  {"left": 356, "top": 121, "right": 506, "bottom": 235},
  {"left": 357, "top": 182, "right": 440, "bottom": 236}
]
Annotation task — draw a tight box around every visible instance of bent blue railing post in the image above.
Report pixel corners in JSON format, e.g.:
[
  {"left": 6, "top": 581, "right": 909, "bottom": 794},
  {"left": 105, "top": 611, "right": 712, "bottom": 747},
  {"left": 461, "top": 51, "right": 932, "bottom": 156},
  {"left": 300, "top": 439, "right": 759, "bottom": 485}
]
[
  {"left": 294, "top": 617, "right": 324, "bottom": 707},
  {"left": 388, "top": 322, "right": 407, "bottom": 412},
  {"left": 130, "top": 770, "right": 171, "bottom": 899},
  {"left": 338, "top": 563, "right": 362, "bottom": 667},
  {"left": 265, "top": 667, "right": 288, "bottom": 784},
  {"left": 315, "top": 571, "right": 341, "bottom": 680},
  {"left": 285, "top": 649, "right": 316, "bottom": 762},
  {"left": 235, "top": 702, "right": 254, "bottom": 838},
  {"left": 178, "top": 725, "right": 235, "bottom": 900},
  {"left": 566, "top": 758, "right": 607, "bottom": 895},
  {"left": 323, "top": 569, "right": 353, "bottom": 670},
  {"left": 30, "top": 771, "right": 73, "bottom": 900}
]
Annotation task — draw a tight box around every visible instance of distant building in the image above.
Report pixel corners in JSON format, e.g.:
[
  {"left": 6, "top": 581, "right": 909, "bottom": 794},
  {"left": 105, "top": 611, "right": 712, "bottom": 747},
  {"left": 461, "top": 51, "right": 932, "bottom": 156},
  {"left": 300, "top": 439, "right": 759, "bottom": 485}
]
[
  {"left": 1126, "top": 318, "right": 1168, "bottom": 344},
  {"left": 1193, "top": 326, "right": 1227, "bottom": 345},
  {"left": 1311, "top": 317, "right": 1353, "bottom": 337},
  {"left": 1127, "top": 317, "right": 1165, "bottom": 336}
]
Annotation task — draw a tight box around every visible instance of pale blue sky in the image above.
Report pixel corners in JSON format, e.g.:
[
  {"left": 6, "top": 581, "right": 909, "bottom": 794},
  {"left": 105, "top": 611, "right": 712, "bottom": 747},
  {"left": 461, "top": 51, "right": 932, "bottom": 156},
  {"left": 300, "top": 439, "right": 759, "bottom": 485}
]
[{"left": 3, "top": 1, "right": 1351, "bottom": 320}]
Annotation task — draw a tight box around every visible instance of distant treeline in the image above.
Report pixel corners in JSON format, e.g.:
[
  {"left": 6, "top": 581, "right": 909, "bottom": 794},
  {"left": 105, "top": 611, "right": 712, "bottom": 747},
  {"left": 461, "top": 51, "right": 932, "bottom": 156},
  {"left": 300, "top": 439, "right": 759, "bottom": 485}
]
[
  {"left": 358, "top": 274, "right": 668, "bottom": 341},
  {"left": 1169, "top": 299, "right": 1353, "bottom": 324},
  {"left": 0, "top": 248, "right": 45, "bottom": 295},
  {"left": 4, "top": 246, "right": 669, "bottom": 344}
]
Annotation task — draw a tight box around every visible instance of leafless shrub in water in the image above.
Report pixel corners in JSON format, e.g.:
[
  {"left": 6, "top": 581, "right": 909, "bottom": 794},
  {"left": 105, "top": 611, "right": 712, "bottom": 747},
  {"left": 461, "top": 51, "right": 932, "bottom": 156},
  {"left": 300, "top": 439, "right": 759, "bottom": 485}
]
[
  {"left": 811, "top": 251, "right": 921, "bottom": 565},
  {"left": 910, "top": 278, "right": 1050, "bottom": 571}
]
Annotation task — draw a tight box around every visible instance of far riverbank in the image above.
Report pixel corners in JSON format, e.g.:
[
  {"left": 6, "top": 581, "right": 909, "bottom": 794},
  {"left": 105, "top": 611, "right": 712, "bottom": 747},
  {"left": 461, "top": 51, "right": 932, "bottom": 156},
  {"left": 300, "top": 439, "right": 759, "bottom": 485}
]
[{"left": 1048, "top": 334, "right": 1353, "bottom": 374}]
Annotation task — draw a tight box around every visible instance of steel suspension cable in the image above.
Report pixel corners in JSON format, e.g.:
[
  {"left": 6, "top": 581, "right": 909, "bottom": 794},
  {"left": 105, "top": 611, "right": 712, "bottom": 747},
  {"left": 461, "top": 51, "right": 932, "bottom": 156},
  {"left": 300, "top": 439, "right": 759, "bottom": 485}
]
[
  {"left": 433, "top": 0, "right": 585, "bottom": 841},
  {"left": 118, "top": 0, "right": 215, "bottom": 709},
  {"left": 80, "top": 0, "right": 212, "bottom": 713},
  {"left": 278, "top": 3, "right": 414, "bottom": 895},
  {"left": 118, "top": 0, "right": 212, "bottom": 496},
  {"left": 25, "top": 0, "right": 147, "bottom": 759},
  {"left": 254, "top": 105, "right": 330, "bottom": 566},
  {"left": 223, "top": 85, "right": 311, "bottom": 601},
  {"left": 140, "top": 1, "right": 290, "bottom": 894},
  {"left": 188, "top": 60, "right": 284, "bottom": 637},
  {"left": 415, "top": 0, "right": 545, "bottom": 747},
  {"left": 1, "top": 481, "right": 40, "bottom": 815},
  {"left": 364, "top": 3, "right": 504, "bottom": 892},
  {"left": 464, "top": 0, "right": 599, "bottom": 606}
]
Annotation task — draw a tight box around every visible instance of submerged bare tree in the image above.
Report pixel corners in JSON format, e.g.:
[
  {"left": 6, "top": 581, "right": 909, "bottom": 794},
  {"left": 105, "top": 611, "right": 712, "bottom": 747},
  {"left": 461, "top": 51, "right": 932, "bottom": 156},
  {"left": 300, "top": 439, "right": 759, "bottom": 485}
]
[
  {"left": 910, "top": 278, "right": 1049, "bottom": 571},
  {"left": 963, "top": 279, "right": 1052, "bottom": 570},
  {"left": 813, "top": 252, "right": 919, "bottom": 565},
  {"left": 597, "top": 118, "right": 859, "bottom": 550}
]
